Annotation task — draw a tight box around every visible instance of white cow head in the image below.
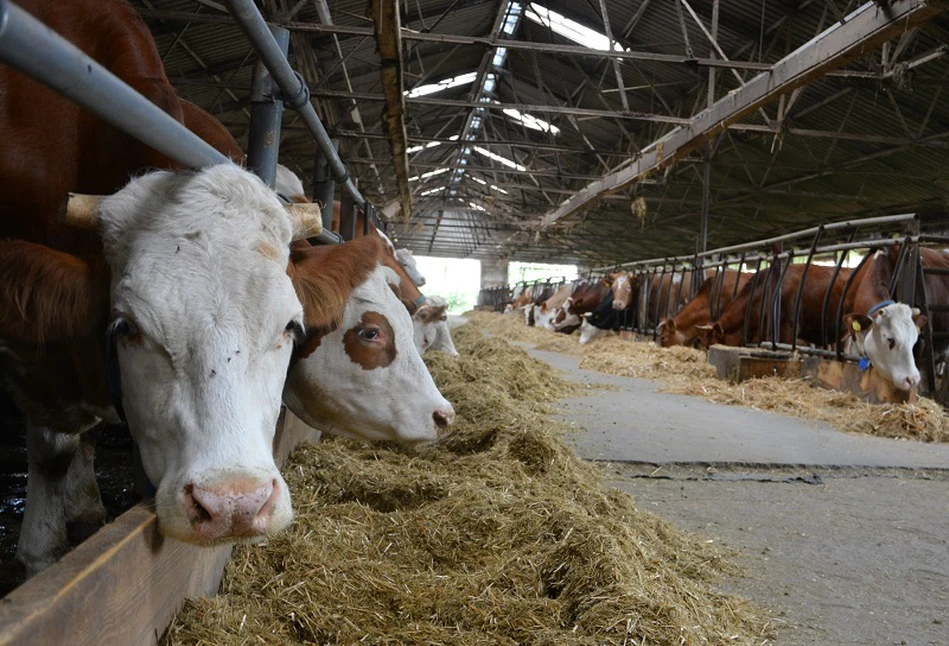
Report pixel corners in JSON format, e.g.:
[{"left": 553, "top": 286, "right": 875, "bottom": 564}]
[
  {"left": 395, "top": 248, "right": 426, "bottom": 287},
  {"left": 844, "top": 302, "right": 925, "bottom": 391},
  {"left": 413, "top": 298, "right": 458, "bottom": 356},
  {"left": 97, "top": 165, "right": 305, "bottom": 545},
  {"left": 578, "top": 314, "right": 611, "bottom": 345},
  {"left": 284, "top": 238, "right": 455, "bottom": 444}
]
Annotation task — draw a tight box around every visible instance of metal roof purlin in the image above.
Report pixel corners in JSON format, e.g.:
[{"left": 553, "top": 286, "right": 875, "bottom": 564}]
[{"left": 535, "top": 0, "right": 949, "bottom": 232}]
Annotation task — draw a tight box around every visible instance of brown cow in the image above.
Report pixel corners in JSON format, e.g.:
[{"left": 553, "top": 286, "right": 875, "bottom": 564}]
[{"left": 658, "top": 270, "right": 752, "bottom": 347}]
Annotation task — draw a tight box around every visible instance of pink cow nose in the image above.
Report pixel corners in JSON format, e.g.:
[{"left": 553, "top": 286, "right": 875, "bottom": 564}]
[
  {"left": 612, "top": 301, "right": 623, "bottom": 310},
  {"left": 906, "top": 374, "right": 921, "bottom": 389},
  {"left": 433, "top": 407, "right": 456, "bottom": 438},
  {"left": 183, "top": 478, "right": 280, "bottom": 541}
]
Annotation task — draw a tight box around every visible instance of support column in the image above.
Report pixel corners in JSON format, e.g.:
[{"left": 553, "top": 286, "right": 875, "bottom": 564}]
[
  {"left": 246, "top": 26, "right": 290, "bottom": 187},
  {"left": 480, "top": 258, "right": 509, "bottom": 289}
]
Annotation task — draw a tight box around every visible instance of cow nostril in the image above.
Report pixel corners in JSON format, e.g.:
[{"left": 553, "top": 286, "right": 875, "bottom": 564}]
[
  {"left": 433, "top": 409, "right": 454, "bottom": 430},
  {"left": 183, "top": 484, "right": 211, "bottom": 524}
]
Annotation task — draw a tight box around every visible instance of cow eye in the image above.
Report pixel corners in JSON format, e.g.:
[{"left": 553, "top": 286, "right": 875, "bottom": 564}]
[
  {"left": 284, "top": 320, "right": 304, "bottom": 342},
  {"left": 887, "top": 337, "right": 895, "bottom": 350},
  {"left": 112, "top": 318, "right": 138, "bottom": 338},
  {"left": 358, "top": 327, "right": 380, "bottom": 341}
]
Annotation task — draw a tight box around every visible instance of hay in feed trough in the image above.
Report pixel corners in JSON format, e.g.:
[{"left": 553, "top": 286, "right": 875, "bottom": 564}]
[{"left": 163, "top": 323, "right": 769, "bottom": 645}]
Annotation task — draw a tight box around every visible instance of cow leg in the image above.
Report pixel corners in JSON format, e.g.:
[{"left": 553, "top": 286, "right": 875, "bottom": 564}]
[
  {"left": 16, "top": 423, "right": 104, "bottom": 576},
  {"left": 64, "top": 429, "right": 106, "bottom": 544}
]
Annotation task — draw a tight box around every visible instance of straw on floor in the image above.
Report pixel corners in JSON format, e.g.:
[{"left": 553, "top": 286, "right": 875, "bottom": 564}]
[{"left": 162, "top": 323, "right": 770, "bottom": 645}]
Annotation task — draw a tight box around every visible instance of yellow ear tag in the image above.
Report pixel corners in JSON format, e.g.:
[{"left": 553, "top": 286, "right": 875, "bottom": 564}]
[{"left": 852, "top": 320, "right": 862, "bottom": 332}]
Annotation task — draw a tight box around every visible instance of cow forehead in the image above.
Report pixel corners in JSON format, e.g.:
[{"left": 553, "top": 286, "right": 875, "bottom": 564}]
[
  {"left": 99, "top": 166, "right": 293, "bottom": 266},
  {"left": 101, "top": 166, "right": 301, "bottom": 347},
  {"left": 872, "top": 304, "right": 917, "bottom": 339}
]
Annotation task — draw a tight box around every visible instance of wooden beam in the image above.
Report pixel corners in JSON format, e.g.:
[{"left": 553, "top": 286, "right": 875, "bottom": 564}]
[
  {"left": 0, "top": 411, "right": 318, "bottom": 646},
  {"left": 372, "top": 0, "right": 412, "bottom": 221},
  {"left": 537, "top": 0, "right": 949, "bottom": 230}
]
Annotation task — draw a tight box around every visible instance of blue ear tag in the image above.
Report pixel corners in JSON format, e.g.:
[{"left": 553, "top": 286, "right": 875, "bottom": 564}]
[{"left": 858, "top": 356, "right": 871, "bottom": 372}]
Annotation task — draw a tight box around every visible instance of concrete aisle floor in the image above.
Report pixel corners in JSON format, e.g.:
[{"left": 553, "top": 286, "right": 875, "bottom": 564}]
[{"left": 525, "top": 346, "right": 949, "bottom": 646}]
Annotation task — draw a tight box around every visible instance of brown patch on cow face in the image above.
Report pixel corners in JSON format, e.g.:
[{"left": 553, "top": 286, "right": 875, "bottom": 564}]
[{"left": 343, "top": 311, "right": 396, "bottom": 370}]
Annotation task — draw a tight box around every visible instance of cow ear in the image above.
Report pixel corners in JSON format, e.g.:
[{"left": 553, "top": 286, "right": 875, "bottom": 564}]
[
  {"left": 913, "top": 313, "right": 928, "bottom": 331},
  {"left": 843, "top": 313, "right": 873, "bottom": 337},
  {"left": 582, "top": 312, "right": 592, "bottom": 319}
]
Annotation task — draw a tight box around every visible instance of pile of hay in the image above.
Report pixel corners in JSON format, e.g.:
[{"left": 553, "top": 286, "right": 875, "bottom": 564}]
[
  {"left": 465, "top": 310, "right": 583, "bottom": 355},
  {"left": 471, "top": 311, "right": 949, "bottom": 443},
  {"left": 163, "top": 324, "right": 769, "bottom": 645}
]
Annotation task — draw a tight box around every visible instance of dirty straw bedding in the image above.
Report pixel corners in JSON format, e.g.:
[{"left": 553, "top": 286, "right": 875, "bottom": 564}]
[
  {"left": 469, "top": 311, "right": 949, "bottom": 444},
  {"left": 163, "top": 324, "right": 770, "bottom": 645}
]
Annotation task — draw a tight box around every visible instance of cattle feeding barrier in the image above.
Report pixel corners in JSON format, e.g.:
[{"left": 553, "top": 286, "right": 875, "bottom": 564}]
[
  {"left": 481, "top": 213, "right": 949, "bottom": 404},
  {"left": 0, "top": 0, "right": 383, "bottom": 642}
]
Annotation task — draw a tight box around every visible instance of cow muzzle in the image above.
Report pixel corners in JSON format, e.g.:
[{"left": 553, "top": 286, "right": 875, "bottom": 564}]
[
  {"left": 433, "top": 405, "right": 456, "bottom": 439},
  {"left": 181, "top": 476, "right": 285, "bottom": 542}
]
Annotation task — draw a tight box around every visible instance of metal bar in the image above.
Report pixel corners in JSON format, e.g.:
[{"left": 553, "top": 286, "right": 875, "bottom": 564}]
[
  {"left": 537, "top": 0, "right": 949, "bottom": 230},
  {"left": 821, "top": 230, "right": 854, "bottom": 348},
  {"left": 223, "top": 0, "right": 367, "bottom": 211},
  {"left": 834, "top": 251, "right": 875, "bottom": 360},
  {"left": 312, "top": 139, "right": 338, "bottom": 232},
  {"left": 246, "top": 26, "right": 288, "bottom": 188},
  {"left": 0, "top": 0, "right": 229, "bottom": 170},
  {"left": 764, "top": 342, "right": 862, "bottom": 361},
  {"left": 791, "top": 229, "right": 824, "bottom": 352}
]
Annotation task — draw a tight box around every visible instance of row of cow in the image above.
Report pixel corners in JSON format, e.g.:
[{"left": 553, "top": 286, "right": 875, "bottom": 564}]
[
  {"left": 504, "top": 244, "right": 949, "bottom": 394},
  {"left": 0, "top": 0, "right": 459, "bottom": 578}
]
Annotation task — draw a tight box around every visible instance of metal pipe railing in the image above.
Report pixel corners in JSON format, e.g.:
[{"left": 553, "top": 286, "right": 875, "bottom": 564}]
[
  {"left": 0, "top": 0, "right": 229, "bottom": 170},
  {"left": 592, "top": 213, "right": 920, "bottom": 273},
  {"left": 224, "top": 0, "right": 366, "bottom": 214}
]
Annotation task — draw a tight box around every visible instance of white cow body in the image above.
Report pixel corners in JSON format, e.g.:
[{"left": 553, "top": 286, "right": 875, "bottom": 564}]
[
  {"left": 284, "top": 266, "right": 455, "bottom": 444},
  {"left": 101, "top": 165, "right": 301, "bottom": 544}
]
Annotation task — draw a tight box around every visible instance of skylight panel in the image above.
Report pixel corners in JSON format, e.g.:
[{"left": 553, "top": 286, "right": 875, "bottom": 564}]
[
  {"left": 525, "top": 3, "right": 626, "bottom": 53},
  {"left": 405, "top": 71, "right": 477, "bottom": 99},
  {"left": 469, "top": 175, "right": 509, "bottom": 195},
  {"left": 473, "top": 146, "right": 527, "bottom": 171},
  {"left": 420, "top": 186, "right": 446, "bottom": 196},
  {"left": 468, "top": 201, "right": 487, "bottom": 212},
  {"left": 502, "top": 106, "right": 560, "bottom": 134},
  {"left": 408, "top": 167, "right": 451, "bottom": 182}
]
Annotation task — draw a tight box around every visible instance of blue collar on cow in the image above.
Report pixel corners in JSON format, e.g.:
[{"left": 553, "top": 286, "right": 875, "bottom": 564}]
[
  {"left": 413, "top": 294, "right": 427, "bottom": 309},
  {"left": 867, "top": 299, "right": 895, "bottom": 316},
  {"left": 858, "top": 356, "right": 872, "bottom": 372}
]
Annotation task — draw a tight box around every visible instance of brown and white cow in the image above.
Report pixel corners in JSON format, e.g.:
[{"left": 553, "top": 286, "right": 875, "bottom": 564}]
[
  {"left": 703, "top": 255, "right": 924, "bottom": 390},
  {"left": 283, "top": 235, "right": 455, "bottom": 443},
  {"left": 553, "top": 279, "right": 610, "bottom": 332},
  {"left": 534, "top": 282, "right": 575, "bottom": 330}
]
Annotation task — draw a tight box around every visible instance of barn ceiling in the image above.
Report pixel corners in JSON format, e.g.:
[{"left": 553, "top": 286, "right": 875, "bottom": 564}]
[{"left": 133, "top": 0, "right": 949, "bottom": 267}]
